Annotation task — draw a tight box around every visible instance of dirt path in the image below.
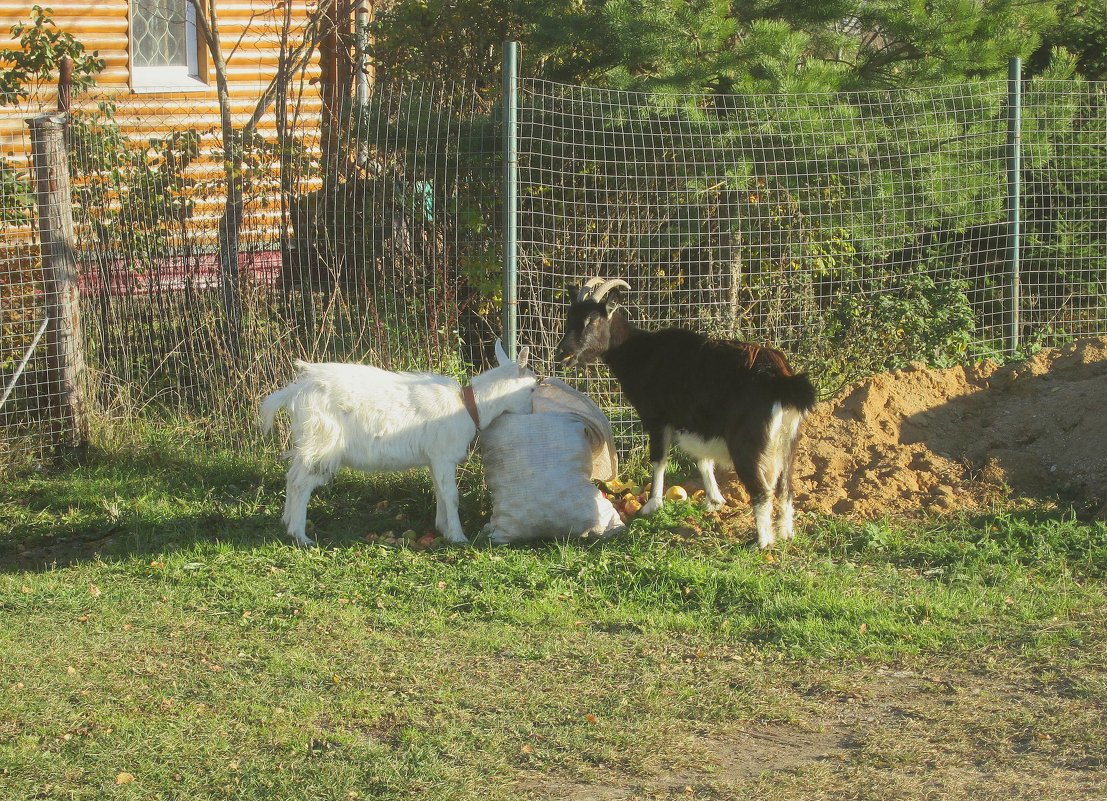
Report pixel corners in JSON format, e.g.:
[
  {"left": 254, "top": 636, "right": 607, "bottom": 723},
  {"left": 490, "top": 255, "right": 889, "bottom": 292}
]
[{"left": 520, "top": 665, "right": 1107, "bottom": 800}]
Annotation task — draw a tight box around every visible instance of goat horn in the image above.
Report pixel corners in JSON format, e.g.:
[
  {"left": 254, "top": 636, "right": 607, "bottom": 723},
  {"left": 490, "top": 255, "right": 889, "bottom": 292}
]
[
  {"left": 577, "top": 277, "right": 606, "bottom": 302},
  {"left": 590, "top": 278, "right": 631, "bottom": 302}
]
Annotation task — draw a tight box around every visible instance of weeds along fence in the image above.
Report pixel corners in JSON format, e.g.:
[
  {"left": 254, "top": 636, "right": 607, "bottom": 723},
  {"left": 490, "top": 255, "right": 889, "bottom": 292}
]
[
  {"left": 1, "top": 67, "right": 1105, "bottom": 462},
  {"left": 1, "top": 83, "right": 503, "bottom": 464}
]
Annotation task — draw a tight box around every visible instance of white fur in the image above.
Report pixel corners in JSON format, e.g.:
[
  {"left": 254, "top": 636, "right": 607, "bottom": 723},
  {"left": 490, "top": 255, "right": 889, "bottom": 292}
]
[
  {"left": 675, "top": 430, "right": 730, "bottom": 510},
  {"left": 641, "top": 407, "right": 807, "bottom": 548},
  {"left": 754, "top": 497, "right": 775, "bottom": 549},
  {"left": 774, "top": 409, "right": 803, "bottom": 543},
  {"left": 260, "top": 341, "right": 534, "bottom": 546},
  {"left": 676, "top": 430, "right": 733, "bottom": 466},
  {"left": 756, "top": 404, "right": 805, "bottom": 547},
  {"left": 758, "top": 403, "right": 787, "bottom": 495}
]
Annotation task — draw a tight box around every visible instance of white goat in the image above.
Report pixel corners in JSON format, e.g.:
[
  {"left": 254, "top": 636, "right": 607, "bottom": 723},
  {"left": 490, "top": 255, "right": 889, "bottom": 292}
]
[{"left": 260, "top": 341, "right": 535, "bottom": 546}]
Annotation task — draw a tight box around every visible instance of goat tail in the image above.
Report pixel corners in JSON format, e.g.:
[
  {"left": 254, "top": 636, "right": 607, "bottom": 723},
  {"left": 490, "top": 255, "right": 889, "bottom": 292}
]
[
  {"left": 776, "top": 372, "right": 818, "bottom": 415},
  {"left": 260, "top": 384, "right": 297, "bottom": 433}
]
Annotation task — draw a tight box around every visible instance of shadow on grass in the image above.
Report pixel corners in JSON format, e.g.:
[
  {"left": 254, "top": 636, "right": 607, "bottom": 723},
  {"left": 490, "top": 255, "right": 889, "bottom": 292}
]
[{"left": 0, "top": 441, "right": 478, "bottom": 574}]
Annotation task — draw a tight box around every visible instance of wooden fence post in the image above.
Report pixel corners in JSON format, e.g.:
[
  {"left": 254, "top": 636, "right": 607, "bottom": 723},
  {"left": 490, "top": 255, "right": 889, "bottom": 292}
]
[{"left": 27, "top": 113, "right": 90, "bottom": 455}]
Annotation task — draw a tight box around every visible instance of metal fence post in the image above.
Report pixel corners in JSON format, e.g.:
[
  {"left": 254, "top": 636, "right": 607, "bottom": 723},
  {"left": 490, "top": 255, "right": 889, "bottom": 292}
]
[
  {"left": 355, "top": 0, "right": 371, "bottom": 109},
  {"left": 502, "top": 41, "right": 520, "bottom": 360},
  {"left": 27, "top": 113, "right": 90, "bottom": 454},
  {"left": 1006, "top": 56, "right": 1022, "bottom": 355}
]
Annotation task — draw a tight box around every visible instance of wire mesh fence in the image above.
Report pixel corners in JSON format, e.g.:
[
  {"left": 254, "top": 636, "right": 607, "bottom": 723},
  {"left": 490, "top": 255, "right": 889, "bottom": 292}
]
[
  {"left": 0, "top": 117, "right": 55, "bottom": 465},
  {"left": 0, "top": 70, "right": 1104, "bottom": 463},
  {"left": 1, "top": 81, "right": 504, "bottom": 463},
  {"left": 1019, "top": 79, "right": 1107, "bottom": 341},
  {"left": 515, "top": 76, "right": 1107, "bottom": 439}
]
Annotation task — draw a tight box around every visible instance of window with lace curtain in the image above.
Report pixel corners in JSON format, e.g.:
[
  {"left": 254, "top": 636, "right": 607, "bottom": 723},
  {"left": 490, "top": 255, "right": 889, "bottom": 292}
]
[{"left": 130, "top": 0, "right": 206, "bottom": 92}]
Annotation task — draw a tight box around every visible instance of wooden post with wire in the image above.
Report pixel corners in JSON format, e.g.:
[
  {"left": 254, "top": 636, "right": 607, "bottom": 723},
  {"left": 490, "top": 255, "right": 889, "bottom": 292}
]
[{"left": 27, "top": 112, "right": 90, "bottom": 456}]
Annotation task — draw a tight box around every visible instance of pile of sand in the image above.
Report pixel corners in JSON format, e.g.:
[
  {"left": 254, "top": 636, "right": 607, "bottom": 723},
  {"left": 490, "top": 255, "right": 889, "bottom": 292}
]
[{"left": 788, "top": 338, "right": 1107, "bottom": 519}]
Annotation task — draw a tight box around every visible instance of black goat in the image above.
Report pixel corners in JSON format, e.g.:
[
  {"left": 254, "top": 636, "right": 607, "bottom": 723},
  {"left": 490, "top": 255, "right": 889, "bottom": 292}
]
[{"left": 555, "top": 277, "right": 817, "bottom": 548}]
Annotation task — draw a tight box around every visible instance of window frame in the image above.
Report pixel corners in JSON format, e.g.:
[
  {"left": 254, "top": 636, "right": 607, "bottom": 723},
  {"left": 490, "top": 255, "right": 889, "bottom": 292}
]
[{"left": 129, "top": 0, "right": 208, "bottom": 94}]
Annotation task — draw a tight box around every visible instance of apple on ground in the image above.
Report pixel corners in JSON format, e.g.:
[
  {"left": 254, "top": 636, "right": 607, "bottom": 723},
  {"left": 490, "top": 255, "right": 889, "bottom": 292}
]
[{"left": 664, "top": 485, "right": 688, "bottom": 501}]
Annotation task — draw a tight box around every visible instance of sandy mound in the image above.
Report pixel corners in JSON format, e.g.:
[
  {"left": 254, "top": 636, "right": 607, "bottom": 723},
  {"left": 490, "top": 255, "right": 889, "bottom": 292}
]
[{"left": 783, "top": 337, "right": 1107, "bottom": 519}]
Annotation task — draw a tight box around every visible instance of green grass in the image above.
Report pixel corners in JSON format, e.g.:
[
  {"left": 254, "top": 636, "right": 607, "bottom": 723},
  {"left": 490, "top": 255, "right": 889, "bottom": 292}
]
[{"left": 1, "top": 426, "right": 1106, "bottom": 799}]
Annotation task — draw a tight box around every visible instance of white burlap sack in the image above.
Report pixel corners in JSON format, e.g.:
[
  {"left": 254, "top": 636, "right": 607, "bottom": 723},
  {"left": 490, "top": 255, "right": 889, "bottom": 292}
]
[{"left": 479, "top": 379, "right": 624, "bottom": 545}]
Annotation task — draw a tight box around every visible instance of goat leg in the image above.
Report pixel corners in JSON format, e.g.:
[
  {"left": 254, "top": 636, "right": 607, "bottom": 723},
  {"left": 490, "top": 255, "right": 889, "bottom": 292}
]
[
  {"left": 696, "top": 458, "right": 726, "bottom": 511},
  {"left": 429, "top": 460, "right": 469, "bottom": 544},
  {"left": 638, "top": 426, "right": 672, "bottom": 517},
  {"left": 282, "top": 459, "right": 329, "bottom": 547}
]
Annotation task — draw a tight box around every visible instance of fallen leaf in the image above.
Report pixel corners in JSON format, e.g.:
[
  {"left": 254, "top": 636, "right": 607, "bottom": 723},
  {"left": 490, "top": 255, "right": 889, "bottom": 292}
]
[
  {"left": 859, "top": 623, "right": 868, "bottom": 634},
  {"left": 520, "top": 744, "right": 534, "bottom": 754},
  {"left": 89, "top": 584, "right": 102, "bottom": 598},
  {"left": 115, "top": 772, "right": 136, "bottom": 785},
  {"left": 584, "top": 713, "right": 598, "bottom": 724},
  {"left": 20, "top": 586, "right": 31, "bottom": 594},
  {"left": 66, "top": 666, "right": 77, "bottom": 676}
]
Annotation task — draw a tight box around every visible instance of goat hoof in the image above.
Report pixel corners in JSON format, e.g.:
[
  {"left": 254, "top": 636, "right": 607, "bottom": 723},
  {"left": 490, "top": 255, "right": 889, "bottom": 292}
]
[
  {"left": 292, "top": 538, "right": 317, "bottom": 548},
  {"left": 639, "top": 498, "right": 663, "bottom": 517}
]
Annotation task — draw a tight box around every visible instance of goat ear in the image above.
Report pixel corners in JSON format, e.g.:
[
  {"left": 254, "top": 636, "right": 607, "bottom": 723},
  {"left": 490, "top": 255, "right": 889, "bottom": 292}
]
[
  {"left": 515, "top": 346, "right": 530, "bottom": 372},
  {"left": 493, "top": 339, "right": 509, "bottom": 367}
]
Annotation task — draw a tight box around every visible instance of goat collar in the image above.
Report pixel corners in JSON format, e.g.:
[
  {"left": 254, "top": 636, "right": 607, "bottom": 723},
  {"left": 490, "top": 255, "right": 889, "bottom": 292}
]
[{"left": 461, "top": 384, "right": 481, "bottom": 429}]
